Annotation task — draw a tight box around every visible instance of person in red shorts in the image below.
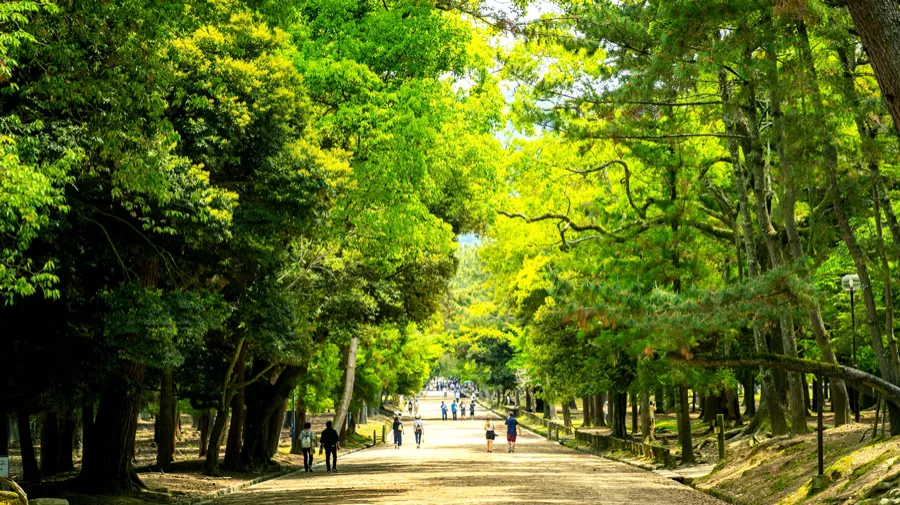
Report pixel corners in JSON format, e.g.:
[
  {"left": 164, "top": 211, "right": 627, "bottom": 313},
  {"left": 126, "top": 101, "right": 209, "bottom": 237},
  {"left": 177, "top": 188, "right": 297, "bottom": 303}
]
[{"left": 505, "top": 411, "right": 521, "bottom": 453}]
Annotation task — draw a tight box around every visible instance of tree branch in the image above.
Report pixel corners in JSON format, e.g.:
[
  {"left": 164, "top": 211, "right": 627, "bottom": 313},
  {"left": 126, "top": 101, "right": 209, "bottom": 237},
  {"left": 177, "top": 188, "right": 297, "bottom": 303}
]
[{"left": 671, "top": 353, "right": 900, "bottom": 407}]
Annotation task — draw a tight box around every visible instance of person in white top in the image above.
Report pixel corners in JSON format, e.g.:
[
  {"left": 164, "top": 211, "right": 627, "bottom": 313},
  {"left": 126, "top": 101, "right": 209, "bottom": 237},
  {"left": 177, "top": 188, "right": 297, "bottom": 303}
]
[{"left": 484, "top": 417, "right": 496, "bottom": 453}]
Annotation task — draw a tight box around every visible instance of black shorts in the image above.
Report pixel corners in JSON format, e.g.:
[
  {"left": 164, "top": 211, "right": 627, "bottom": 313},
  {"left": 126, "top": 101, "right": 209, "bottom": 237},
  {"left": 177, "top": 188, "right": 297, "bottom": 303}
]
[{"left": 486, "top": 431, "right": 496, "bottom": 440}]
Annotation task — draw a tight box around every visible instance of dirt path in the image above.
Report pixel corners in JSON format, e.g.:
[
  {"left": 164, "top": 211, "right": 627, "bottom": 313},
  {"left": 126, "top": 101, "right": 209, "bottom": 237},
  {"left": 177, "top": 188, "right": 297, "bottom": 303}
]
[{"left": 211, "top": 394, "right": 725, "bottom": 505}]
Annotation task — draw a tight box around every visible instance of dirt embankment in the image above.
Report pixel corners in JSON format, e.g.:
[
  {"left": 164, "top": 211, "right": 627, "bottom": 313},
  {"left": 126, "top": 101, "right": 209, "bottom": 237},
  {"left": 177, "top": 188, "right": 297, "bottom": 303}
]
[{"left": 696, "top": 412, "right": 900, "bottom": 505}]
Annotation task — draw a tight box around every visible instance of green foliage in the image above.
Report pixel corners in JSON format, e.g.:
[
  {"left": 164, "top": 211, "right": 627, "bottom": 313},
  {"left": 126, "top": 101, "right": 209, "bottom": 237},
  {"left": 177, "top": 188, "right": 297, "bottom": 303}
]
[{"left": 103, "top": 282, "right": 229, "bottom": 368}]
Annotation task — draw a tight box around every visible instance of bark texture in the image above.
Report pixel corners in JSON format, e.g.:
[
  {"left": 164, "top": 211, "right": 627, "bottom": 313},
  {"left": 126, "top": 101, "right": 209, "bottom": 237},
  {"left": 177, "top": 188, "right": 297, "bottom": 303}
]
[
  {"left": 223, "top": 342, "right": 247, "bottom": 470},
  {"left": 78, "top": 360, "right": 146, "bottom": 491},
  {"left": 844, "top": 0, "right": 900, "bottom": 136},
  {"left": 640, "top": 390, "right": 655, "bottom": 443},
  {"left": 18, "top": 411, "right": 40, "bottom": 482},
  {"left": 157, "top": 368, "right": 176, "bottom": 470},
  {"left": 333, "top": 335, "right": 359, "bottom": 438},
  {"left": 677, "top": 386, "right": 694, "bottom": 464}
]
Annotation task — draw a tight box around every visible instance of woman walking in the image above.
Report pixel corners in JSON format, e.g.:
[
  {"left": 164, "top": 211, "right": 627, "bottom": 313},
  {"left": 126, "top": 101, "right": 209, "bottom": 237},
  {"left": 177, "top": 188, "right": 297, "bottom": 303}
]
[
  {"left": 413, "top": 415, "right": 424, "bottom": 448},
  {"left": 392, "top": 415, "right": 405, "bottom": 449},
  {"left": 484, "top": 416, "right": 496, "bottom": 453}
]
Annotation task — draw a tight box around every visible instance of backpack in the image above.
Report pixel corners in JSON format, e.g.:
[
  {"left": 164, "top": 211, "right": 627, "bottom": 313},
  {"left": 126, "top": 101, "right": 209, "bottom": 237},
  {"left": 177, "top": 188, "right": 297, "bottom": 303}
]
[
  {"left": 414, "top": 421, "right": 423, "bottom": 433},
  {"left": 300, "top": 430, "right": 315, "bottom": 449}
]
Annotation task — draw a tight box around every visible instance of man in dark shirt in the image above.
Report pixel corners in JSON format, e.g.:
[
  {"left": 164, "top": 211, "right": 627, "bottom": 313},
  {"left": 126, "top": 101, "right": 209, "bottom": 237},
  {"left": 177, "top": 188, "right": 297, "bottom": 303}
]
[
  {"left": 320, "top": 421, "right": 340, "bottom": 472},
  {"left": 505, "top": 411, "right": 521, "bottom": 453}
]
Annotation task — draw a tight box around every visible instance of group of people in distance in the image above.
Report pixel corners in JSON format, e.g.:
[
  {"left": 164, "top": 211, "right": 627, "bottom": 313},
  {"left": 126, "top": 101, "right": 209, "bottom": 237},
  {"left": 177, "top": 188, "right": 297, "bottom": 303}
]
[
  {"left": 393, "top": 407, "right": 523, "bottom": 454},
  {"left": 296, "top": 420, "right": 341, "bottom": 473},
  {"left": 439, "top": 399, "right": 475, "bottom": 420}
]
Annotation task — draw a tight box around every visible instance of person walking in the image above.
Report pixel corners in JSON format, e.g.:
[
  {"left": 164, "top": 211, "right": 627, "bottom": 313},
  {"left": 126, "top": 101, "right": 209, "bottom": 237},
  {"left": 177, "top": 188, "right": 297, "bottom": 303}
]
[
  {"left": 484, "top": 417, "right": 496, "bottom": 452},
  {"left": 407, "top": 401, "right": 413, "bottom": 416},
  {"left": 451, "top": 400, "right": 458, "bottom": 420},
  {"left": 413, "top": 415, "right": 424, "bottom": 448},
  {"left": 320, "top": 420, "right": 340, "bottom": 472},
  {"left": 505, "top": 411, "right": 521, "bottom": 453},
  {"left": 392, "top": 415, "right": 405, "bottom": 449},
  {"left": 441, "top": 401, "right": 448, "bottom": 421},
  {"left": 469, "top": 401, "right": 475, "bottom": 418},
  {"left": 298, "top": 422, "right": 318, "bottom": 472},
  {"left": 460, "top": 401, "right": 468, "bottom": 419}
]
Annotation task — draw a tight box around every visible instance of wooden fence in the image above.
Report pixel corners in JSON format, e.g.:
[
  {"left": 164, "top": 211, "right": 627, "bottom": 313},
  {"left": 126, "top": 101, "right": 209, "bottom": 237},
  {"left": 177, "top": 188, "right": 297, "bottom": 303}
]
[{"left": 574, "top": 431, "right": 675, "bottom": 468}]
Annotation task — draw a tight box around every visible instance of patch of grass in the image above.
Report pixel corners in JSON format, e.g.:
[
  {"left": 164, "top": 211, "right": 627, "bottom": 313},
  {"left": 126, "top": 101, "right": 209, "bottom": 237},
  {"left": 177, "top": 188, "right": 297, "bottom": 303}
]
[
  {"left": 849, "top": 451, "right": 891, "bottom": 482},
  {"left": 770, "top": 477, "right": 790, "bottom": 492}
]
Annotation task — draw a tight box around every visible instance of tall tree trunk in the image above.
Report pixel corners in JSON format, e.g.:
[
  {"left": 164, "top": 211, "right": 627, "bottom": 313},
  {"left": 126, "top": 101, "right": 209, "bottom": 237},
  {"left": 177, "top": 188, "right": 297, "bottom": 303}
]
[
  {"left": 740, "top": 369, "right": 757, "bottom": 417},
  {"left": 720, "top": 71, "right": 789, "bottom": 436},
  {"left": 57, "top": 405, "right": 76, "bottom": 473},
  {"left": 204, "top": 408, "right": 229, "bottom": 475},
  {"left": 843, "top": 0, "right": 900, "bottom": 136},
  {"left": 78, "top": 360, "right": 146, "bottom": 492},
  {"left": 762, "top": 24, "right": 849, "bottom": 428},
  {"left": 81, "top": 401, "right": 94, "bottom": 465},
  {"left": 746, "top": 46, "right": 807, "bottom": 435},
  {"left": 873, "top": 183, "right": 900, "bottom": 378},
  {"left": 655, "top": 388, "right": 666, "bottom": 414},
  {"left": 291, "top": 398, "right": 307, "bottom": 455},
  {"left": 582, "top": 396, "right": 591, "bottom": 428},
  {"left": 677, "top": 386, "right": 694, "bottom": 464},
  {"left": 241, "top": 366, "right": 303, "bottom": 467},
  {"left": 547, "top": 402, "right": 557, "bottom": 420},
  {"left": 40, "top": 411, "right": 60, "bottom": 477},
  {"left": 640, "top": 390, "right": 655, "bottom": 443},
  {"left": 223, "top": 342, "right": 247, "bottom": 470},
  {"left": 610, "top": 392, "right": 627, "bottom": 439},
  {"left": 561, "top": 401, "right": 572, "bottom": 428},
  {"left": 267, "top": 399, "right": 288, "bottom": 457},
  {"left": 589, "top": 395, "right": 601, "bottom": 426},
  {"left": 630, "top": 392, "right": 639, "bottom": 435},
  {"left": 198, "top": 410, "right": 210, "bottom": 458},
  {"left": 18, "top": 410, "right": 40, "bottom": 482},
  {"left": 157, "top": 367, "right": 175, "bottom": 470},
  {"left": 333, "top": 335, "right": 359, "bottom": 439}
]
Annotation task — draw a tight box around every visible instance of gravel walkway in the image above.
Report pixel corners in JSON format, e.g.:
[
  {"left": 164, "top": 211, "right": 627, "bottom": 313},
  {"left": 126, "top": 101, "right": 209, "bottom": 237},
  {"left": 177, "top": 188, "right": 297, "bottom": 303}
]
[{"left": 211, "top": 394, "right": 725, "bottom": 505}]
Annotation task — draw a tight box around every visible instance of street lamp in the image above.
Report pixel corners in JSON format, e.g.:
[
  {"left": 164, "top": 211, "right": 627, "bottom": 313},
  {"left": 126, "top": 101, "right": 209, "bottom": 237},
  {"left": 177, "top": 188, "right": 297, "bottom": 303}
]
[{"left": 842, "top": 273, "right": 860, "bottom": 422}]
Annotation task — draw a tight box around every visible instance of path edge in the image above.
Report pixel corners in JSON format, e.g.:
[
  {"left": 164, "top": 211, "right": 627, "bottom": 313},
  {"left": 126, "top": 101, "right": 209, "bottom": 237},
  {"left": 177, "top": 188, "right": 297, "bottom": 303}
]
[{"left": 183, "top": 444, "right": 377, "bottom": 505}]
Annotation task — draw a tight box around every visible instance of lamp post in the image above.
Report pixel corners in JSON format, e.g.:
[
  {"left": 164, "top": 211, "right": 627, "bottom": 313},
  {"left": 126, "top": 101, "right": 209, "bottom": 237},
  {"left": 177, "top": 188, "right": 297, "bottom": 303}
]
[{"left": 842, "top": 274, "right": 861, "bottom": 422}]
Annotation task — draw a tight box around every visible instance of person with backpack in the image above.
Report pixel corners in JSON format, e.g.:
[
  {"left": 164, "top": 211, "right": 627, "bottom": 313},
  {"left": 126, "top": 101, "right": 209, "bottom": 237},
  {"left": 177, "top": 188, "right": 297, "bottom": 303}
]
[
  {"left": 320, "top": 420, "right": 340, "bottom": 472},
  {"left": 460, "top": 401, "right": 467, "bottom": 419},
  {"left": 441, "top": 401, "right": 448, "bottom": 421},
  {"left": 298, "top": 422, "right": 318, "bottom": 472},
  {"left": 484, "top": 416, "right": 497, "bottom": 453},
  {"left": 392, "top": 415, "right": 405, "bottom": 449},
  {"left": 469, "top": 401, "right": 475, "bottom": 418},
  {"left": 413, "top": 415, "right": 424, "bottom": 448}
]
